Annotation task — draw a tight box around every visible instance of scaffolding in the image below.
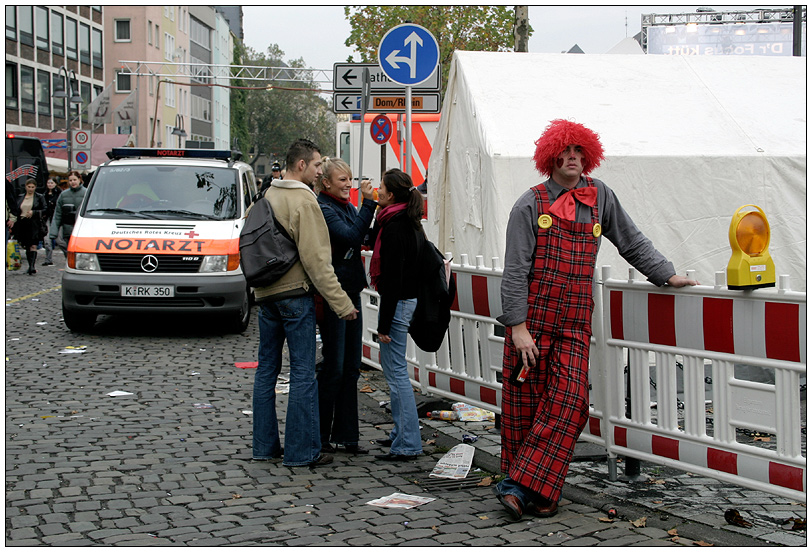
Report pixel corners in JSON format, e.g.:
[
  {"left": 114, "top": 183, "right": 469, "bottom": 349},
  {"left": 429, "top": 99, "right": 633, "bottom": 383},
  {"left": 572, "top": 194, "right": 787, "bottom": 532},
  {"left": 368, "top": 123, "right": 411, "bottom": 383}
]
[
  {"left": 117, "top": 61, "right": 332, "bottom": 86},
  {"left": 640, "top": 7, "right": 806, "bottom": 52}
]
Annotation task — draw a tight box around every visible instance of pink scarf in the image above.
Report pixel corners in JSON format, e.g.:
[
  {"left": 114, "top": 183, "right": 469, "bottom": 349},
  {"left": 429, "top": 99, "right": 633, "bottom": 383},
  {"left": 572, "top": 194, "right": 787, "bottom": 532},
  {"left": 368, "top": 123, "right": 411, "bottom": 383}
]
[{"left": 369, "top": 203, "right": 408, "bottom": 290}]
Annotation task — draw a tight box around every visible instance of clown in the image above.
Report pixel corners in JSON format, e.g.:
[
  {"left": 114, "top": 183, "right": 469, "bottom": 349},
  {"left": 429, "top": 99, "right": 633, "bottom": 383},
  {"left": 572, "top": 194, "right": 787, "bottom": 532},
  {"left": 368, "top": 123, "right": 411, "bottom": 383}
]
[{"left": 493, "top": 119, "right": 697, "bottom": 521}]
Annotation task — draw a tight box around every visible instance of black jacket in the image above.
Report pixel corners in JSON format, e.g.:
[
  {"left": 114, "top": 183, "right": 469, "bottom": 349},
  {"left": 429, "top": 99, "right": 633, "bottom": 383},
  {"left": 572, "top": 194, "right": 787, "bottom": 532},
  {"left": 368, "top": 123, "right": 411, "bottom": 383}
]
[
  {"left": 43, "top": 187, "right": 61, "bottom": 222},
  {"left": 318, "top": 193, "right": 376, "bottom": 296},
  {"left": 371, "top": 210, "right": 421, "bottom": 335},
  {"left": 12, "top": 192, "right": 47, "bottom": 243}
]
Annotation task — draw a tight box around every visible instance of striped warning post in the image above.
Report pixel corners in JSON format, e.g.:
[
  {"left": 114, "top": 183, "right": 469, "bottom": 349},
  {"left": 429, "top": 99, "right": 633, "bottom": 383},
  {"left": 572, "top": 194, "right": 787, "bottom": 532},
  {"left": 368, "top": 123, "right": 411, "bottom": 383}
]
[{"left": 609, "top": 290, "right": 806, "bottom": 363}]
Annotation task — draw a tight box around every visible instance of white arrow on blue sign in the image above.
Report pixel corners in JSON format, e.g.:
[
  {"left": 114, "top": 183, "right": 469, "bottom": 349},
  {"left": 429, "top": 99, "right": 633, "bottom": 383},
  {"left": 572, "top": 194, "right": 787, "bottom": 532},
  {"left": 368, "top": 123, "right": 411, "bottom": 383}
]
[{"left": 377, "top": 23, "right": 439, "bottom": 87}]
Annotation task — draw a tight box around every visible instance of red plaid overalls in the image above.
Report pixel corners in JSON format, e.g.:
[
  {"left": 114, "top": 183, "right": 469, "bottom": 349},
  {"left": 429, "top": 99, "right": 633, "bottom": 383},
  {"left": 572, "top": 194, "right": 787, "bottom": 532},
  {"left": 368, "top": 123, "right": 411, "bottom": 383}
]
[{"left": 500, "top": 179, "right": 598, "bottom": 503}]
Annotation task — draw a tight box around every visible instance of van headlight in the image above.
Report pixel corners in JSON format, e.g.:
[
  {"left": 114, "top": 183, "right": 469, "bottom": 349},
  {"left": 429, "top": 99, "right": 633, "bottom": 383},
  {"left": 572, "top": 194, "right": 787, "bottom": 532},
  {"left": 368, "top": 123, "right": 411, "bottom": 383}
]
[
  {"left": 74, "top": 253, "right": 101, "bottom": 271},
  {"left": 199, "top": 255, "right": 228, "bottom": 272}
]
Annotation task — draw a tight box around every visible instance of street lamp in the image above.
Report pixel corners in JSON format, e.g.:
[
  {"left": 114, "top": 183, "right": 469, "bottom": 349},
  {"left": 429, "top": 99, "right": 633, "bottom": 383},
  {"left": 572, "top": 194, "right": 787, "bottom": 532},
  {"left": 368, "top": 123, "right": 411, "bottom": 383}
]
[
  {"left": 171, "top": 114, "right": 187, "bottom": 147},
  {"left": 53, "top": 66, "right": 83, "bottom": 171}
]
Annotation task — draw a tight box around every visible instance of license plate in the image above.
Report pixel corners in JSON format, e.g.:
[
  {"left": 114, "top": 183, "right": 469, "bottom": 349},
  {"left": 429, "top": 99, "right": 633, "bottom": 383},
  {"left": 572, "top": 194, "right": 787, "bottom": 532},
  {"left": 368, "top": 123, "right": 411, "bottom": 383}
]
[{"left": 121, "top": 285, "right": 175, "bottom": 297}]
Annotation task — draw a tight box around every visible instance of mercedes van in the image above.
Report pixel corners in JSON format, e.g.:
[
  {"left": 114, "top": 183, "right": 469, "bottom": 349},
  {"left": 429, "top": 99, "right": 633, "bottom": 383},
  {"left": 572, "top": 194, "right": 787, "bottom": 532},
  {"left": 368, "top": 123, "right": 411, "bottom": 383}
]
[{"left": 61, "top": 147, "right": 258, "bottom": 333}]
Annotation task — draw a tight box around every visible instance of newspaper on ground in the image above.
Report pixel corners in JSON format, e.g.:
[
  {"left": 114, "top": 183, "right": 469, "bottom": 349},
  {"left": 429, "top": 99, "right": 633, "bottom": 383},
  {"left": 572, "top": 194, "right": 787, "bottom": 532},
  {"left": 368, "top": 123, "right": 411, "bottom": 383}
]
[
  {"left": 429, "top": 443, "right": 475, "bottom": 479},
  {"left": 452, "top": 402, "right": 495, "bottom": 422},
  {"left": 366, "top": 493, "right": 436, "bottom": 509}
]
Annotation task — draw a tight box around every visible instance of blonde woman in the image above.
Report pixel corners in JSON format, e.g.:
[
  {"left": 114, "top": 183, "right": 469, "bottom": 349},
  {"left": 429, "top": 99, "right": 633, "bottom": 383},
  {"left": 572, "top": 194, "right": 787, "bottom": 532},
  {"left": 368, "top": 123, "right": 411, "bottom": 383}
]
[{"left": 315, "top": 157, "right": 376, "bottom": 454}]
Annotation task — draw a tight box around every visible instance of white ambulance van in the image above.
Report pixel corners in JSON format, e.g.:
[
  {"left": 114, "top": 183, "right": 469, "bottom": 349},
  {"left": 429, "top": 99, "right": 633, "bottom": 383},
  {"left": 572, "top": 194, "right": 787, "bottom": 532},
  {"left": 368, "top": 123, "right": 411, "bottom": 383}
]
[{"left": 61, "top": 147, "right": 258, "bottom": 333}]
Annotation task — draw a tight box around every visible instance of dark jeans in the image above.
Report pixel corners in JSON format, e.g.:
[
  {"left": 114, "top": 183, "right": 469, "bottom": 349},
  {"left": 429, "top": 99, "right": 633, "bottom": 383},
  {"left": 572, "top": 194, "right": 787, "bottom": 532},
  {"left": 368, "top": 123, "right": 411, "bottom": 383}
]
[{"left": 316, "top": 293, "right": 363, "bottom": 446}]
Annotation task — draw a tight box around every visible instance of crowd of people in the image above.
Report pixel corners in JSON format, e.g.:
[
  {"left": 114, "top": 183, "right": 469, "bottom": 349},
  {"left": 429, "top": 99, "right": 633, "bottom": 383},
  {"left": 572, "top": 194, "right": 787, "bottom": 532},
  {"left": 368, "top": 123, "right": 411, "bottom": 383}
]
[
  {"left": 5, "top": 172, "right": 81, "bottom": 274},
  {"left": 250, "top": 127, "right": 695, "bottom": 521},
  {"left": 5, "top": 127, "right": 695, "bottom": 521}
]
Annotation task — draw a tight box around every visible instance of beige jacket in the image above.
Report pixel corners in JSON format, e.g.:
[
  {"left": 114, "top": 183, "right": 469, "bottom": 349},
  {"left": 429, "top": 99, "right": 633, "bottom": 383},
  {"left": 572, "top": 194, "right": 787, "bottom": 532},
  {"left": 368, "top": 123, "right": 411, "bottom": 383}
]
[{"left": 252, "top": 180, "right": 354, "bottom": 318}]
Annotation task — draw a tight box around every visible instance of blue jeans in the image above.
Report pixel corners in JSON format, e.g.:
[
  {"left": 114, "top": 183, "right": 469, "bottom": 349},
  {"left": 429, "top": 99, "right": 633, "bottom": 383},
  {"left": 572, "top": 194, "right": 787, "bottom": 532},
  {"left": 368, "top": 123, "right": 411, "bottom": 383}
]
[
  {"left": 317, "top": 293, "right": 362, "bottom": 446},
  {"left": 379, "top": 298, "right": 422, "bottom": 456},
  {"left": 496, "top": 477, "right": 545, "bottom": 506},
  {"left": 253, "top": 296, "right": 321, "bottom": 466}
]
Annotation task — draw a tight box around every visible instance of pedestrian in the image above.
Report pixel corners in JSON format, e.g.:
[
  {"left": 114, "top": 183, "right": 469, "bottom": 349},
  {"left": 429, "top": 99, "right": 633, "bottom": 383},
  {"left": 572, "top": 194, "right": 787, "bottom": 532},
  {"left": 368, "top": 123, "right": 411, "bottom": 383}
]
[
  {"left": 314, "top": 157, "right": 377, "bottom": 455},
  {"left": 251, "top": 138, "right": 358, "bottom": 468},
  {"left": 259, "top": 161, "right": 282, "bottom": 196},
  {"left": 6, "top": 180, "right": 21, "bottom": 266},
  {"left": 494, "top": 119, "right": 698, "bottom": 520},
  {"left": 49, "top": 170, "right": 86, "bottom": 257},
  {"left": 41, "top": 178, "right": 61, "bottom": 266},
  {"left": 12, "top": 178, "right": 47, "bottom": 275},
  {"left": 368, "top": 168, "right": 425, "bottom": 461}
]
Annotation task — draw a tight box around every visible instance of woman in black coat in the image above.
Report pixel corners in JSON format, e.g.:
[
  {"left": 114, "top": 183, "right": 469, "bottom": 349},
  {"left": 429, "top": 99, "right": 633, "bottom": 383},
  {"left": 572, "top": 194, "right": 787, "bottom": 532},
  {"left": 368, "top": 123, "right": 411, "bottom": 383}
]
[
  {"left": 42, "top": 177, "right": 61, "bottom": 266},
  {"left": 12, "top": 178, "right": 47, "bottom": 274}
]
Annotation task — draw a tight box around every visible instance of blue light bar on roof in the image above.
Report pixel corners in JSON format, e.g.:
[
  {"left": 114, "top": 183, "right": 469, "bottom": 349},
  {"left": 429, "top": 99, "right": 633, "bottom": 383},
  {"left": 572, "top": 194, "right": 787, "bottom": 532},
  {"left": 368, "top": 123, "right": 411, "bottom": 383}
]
[{"left": 107, "top": 148, "right": 232, "bottom": 161}]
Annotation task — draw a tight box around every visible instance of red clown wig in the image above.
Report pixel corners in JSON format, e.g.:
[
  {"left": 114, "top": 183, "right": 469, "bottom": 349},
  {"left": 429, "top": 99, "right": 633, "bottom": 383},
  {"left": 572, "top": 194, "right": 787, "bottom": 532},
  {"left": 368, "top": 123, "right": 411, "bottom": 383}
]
[{"left": 533, "top": 119, "right": 605, "bottom": 177}]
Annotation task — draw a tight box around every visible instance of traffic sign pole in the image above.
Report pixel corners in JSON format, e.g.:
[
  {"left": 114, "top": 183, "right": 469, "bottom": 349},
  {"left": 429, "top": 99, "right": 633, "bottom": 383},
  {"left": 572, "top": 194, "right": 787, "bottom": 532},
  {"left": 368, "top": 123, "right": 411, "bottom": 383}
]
[
  {"left": 357, "top": 68, "right": 369, "bottom": 208},
  {"left": 406, "top": 86, "right": 412, "bottom": 177}
]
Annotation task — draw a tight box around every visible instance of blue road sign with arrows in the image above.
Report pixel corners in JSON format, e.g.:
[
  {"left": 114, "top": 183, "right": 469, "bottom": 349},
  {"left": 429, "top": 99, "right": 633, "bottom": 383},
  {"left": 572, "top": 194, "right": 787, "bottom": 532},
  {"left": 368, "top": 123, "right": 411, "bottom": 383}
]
[{"left": 378, "top": 24, "right": 439, "bottom": 87}]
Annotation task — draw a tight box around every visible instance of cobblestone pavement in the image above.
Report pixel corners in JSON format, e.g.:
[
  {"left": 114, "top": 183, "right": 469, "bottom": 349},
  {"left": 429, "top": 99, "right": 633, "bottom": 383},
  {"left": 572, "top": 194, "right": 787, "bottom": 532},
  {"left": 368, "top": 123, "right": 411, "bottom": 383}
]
[{"left": 4, "top": 256, "right": 807, "bottom": 546}]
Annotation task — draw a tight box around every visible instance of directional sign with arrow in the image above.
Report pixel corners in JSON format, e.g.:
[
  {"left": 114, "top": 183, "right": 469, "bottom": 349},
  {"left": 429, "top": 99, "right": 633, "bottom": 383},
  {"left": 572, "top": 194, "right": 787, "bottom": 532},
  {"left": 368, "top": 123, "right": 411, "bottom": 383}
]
[
  {"left": 332, "top": 63, "right": 439, "bottom": 92},
  {"left": 377, "top": 24, "right": 440, "bottom": 86}
]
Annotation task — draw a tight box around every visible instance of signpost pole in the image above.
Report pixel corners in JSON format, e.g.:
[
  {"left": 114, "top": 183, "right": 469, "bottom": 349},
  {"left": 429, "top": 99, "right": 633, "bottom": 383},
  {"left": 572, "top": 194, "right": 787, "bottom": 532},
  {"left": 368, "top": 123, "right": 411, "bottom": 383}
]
[
  {"left": 405, "top": 85, "right": 412, "bottom": 180},
  {"left": 357, "top": 67, "right": 369, "bottom": 208}
]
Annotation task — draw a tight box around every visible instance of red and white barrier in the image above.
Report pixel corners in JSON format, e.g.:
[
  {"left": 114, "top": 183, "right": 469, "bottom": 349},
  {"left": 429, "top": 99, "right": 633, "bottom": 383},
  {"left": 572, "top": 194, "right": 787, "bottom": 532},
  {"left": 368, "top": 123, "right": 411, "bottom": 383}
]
[{"left": 359, "top": 252, "right": 806, "bottom": 501}]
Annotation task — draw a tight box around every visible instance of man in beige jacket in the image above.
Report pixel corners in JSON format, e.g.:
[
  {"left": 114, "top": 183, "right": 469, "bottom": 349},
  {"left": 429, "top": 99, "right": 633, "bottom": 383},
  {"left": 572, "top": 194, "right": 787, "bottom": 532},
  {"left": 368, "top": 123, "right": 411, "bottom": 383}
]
[{"left": 251, "top": 138, "right": 358, "bottom": 468}]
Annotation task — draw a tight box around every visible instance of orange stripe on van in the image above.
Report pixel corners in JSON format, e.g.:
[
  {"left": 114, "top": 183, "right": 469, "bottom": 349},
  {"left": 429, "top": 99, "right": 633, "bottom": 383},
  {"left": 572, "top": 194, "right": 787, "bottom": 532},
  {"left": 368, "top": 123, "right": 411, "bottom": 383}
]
[
  {"left": 410, "top": 123, "right": 432, "bottom": 183},
  {"left": 70, "top": 236, "right": 239, "bottom": 255}
]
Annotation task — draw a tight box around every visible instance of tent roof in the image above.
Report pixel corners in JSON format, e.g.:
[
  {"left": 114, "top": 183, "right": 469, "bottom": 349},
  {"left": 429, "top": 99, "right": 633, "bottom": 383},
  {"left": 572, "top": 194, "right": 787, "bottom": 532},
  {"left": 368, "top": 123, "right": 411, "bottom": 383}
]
[
  {"left": 605, "top": 37, "right": 644, "bottom": 54},
  {"left": 450, "top": 51, "right": 805, "bottom": 159}
]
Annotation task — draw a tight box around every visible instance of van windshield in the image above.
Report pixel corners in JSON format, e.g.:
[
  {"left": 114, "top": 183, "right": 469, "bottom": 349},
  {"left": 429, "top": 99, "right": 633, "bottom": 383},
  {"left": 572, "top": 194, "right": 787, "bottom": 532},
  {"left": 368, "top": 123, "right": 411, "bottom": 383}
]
[{"left": 82, "top": 165, "right": 239, "bottom": 220}]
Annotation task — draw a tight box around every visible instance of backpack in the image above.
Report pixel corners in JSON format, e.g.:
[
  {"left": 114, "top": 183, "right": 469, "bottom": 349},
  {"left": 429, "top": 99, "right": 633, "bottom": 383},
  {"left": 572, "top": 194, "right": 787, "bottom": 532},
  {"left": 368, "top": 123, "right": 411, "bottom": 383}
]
[
  {"left": 239, "top": 197, "right": 299, "bottom": 288},
  {"left": 408, "top": 232, "right": 457, "bottom": 352}
]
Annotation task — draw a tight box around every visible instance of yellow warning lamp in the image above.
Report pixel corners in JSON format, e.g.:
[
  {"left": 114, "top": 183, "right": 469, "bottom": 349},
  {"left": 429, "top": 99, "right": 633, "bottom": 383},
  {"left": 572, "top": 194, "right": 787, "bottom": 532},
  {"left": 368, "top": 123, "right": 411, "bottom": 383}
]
[{"left": 726, "top": 204, "right": 775, "bottom": 290}]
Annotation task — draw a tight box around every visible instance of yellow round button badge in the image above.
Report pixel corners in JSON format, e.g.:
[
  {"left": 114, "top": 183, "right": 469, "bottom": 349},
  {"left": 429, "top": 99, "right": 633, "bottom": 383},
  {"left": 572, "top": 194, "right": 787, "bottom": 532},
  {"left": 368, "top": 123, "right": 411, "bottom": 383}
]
[
  {"left": 593, "top": 223, "right": 602, "bottom": 237},
  {"left": 538, "top": 214, "right": 553, "bottom": 229}
]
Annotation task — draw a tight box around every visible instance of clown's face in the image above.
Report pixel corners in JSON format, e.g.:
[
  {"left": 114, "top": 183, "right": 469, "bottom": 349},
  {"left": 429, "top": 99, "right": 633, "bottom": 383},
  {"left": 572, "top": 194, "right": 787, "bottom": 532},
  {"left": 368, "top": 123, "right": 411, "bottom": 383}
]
[{"left": 552, "top": 144, "right": 584, "bottom": 187}]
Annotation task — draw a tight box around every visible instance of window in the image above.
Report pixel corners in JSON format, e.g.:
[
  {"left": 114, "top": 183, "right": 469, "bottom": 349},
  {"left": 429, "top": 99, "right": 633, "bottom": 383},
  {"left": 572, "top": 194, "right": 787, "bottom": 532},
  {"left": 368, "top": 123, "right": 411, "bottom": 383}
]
[
  {"left": 164, "top": 80, "right": 175, "bottom": 108},
  {"left": 37, "top": 70, "right": 50, "bottom": 115},
  {"left": 6, "top": 63, "right": 18, "bottom": 109},
  {"left": 35, "top": 6, "right": 48, "bottom": 50},
  {"left": 164, "top": 32, "right": 175, "bottom": 61},
  {"left": 6, "top": 6, "right": 16, "bottom": 40},
  {"left": 51, "top": 11, "right": 63, "bottom": 56},
  {"left": 92, "top": 28, "right": 102, "bottom": 68},
  {"left": 80, "top": 81, "right": 91, "bottom": 113},
  {"left": 18, "top": 5, "right": 33, "bottom": 46},
  {"left": 79, "top": 23, "right": 90, "bottom": 64},
  {"left": 20, "top": 65, "right": 35, "bottom": 112},
  {"left": 115, "top": 70, "right": 132, "bottom": 93},
  {"left": 65, "top": 17, "right": 77, "bottom": 60},
  {"left": 114, "top": 19, "right": 130, "bottom": 42},
  {"left": 190, "top": 17, "right": 210, "bottom": 49},
  {"left": 147, "top": 20, "right": 152, "bottom": 44},
  {"left": 52, "top": 73, "right": 65, "bottom": 118},
  {"left": 149, "top": 74, "right": 154, "bottom": 95},
  {"left": 155, "top": 25, "right": 159, "bottom": 47},
  {"left": 164, "top": 6, "right": 174, "bottom": 21},
  {"left": 191, "top": 94, "right": 211, "bottom": 122}
]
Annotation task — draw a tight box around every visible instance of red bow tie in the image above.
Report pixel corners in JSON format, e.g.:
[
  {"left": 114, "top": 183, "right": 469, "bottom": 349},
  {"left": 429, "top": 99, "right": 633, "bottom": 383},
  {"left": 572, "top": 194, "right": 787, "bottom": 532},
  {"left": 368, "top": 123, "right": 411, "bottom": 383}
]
[{"left": 549, "top": 187, "right": 597, "bottom": 221}]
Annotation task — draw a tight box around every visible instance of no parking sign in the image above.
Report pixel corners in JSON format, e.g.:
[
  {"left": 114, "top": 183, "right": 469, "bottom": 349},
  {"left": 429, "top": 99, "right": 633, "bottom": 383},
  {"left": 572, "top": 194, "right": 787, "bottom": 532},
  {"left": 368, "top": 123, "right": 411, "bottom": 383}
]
[
  {"left": 72, "top": 129, "right": 92, "bottom": 170},
  {"left": 370, "top": 114, "right": 392, "bottom": 145}
]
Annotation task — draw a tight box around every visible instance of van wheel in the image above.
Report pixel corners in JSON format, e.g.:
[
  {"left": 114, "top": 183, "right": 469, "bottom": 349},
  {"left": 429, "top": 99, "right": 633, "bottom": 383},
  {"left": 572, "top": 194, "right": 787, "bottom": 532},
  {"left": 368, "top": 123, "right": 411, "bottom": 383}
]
[
  {"left": 228, "top": 289, "right": 252, "bottom": 333},
  {"left": 62, "top": 303, "right": 96, "bottom": 333}
]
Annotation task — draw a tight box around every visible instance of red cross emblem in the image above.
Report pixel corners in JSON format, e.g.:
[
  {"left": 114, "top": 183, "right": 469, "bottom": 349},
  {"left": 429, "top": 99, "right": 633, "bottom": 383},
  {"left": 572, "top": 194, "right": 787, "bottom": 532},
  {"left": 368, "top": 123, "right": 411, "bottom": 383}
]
[{"left": 186, "top": 230, "right": 199, "bottom": 238}]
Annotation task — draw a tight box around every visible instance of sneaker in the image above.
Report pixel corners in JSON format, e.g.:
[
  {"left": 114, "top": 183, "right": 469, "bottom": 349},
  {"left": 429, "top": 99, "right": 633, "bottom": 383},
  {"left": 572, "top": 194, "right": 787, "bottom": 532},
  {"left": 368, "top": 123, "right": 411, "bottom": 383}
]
[{"left": 42, "top": 261, "right": 53, "bottom": 266}]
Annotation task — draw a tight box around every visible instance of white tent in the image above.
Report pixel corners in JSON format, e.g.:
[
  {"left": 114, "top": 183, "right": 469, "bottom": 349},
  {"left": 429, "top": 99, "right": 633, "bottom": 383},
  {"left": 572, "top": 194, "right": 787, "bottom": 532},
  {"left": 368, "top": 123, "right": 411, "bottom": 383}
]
[{"left": 427, "top": 51, "right": 806, "bottom": 290}]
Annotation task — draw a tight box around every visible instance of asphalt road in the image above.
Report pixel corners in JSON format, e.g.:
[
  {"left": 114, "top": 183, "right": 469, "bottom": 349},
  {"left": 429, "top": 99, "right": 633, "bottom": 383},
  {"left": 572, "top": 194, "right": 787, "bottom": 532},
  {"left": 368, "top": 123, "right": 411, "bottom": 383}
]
[{"left": 4, "top": 255, "right": 805, "bottom": 546}]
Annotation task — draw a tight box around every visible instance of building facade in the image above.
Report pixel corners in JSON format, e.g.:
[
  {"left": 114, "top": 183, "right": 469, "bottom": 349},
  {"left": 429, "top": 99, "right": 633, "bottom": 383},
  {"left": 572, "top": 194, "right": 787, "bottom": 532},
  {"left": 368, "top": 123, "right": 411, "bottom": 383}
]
[{"left": 5, "top": 6, "right": 105, "bottom": 133}]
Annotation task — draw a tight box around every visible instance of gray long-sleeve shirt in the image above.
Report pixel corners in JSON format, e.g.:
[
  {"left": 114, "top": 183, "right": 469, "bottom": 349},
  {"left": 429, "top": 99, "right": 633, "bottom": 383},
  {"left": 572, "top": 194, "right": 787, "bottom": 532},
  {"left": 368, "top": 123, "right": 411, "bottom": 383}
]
[{"left": 497, "top": 176, "right": 675, "bottom": 327}]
